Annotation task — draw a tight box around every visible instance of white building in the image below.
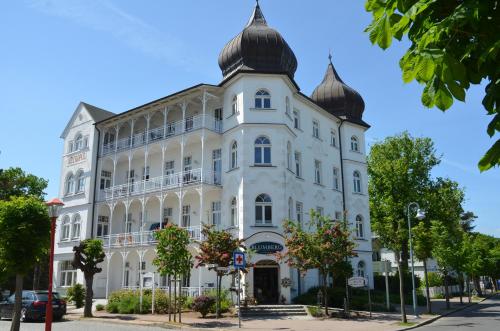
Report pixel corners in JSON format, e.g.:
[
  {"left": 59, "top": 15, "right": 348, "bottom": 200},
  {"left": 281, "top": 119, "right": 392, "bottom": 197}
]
[{"left": 53, "top": 3, "right": 373, "bottom": 304}]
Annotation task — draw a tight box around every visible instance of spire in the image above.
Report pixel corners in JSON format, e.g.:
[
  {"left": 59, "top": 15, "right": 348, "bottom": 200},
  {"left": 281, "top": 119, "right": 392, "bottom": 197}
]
[
  {"left": 322, "top": 53, "right": 344, "bottom": 84},
  {"left": 328, "top": 49, "right": 332, "bottom": 63},
  {"left": 246, "top": 0, "right": 267, "bottom": 27}
]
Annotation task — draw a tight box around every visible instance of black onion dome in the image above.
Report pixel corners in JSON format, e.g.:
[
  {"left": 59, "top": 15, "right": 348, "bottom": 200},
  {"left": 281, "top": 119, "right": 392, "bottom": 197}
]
[
  {"left": 218, "top": 2, "right": 298, "bottom": 80},
  {"left": 311, "top": 56, "right": 365, "bottom": 121}
]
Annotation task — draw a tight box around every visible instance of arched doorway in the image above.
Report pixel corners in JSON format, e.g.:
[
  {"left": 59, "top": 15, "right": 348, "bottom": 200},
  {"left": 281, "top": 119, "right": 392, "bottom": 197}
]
[{"left": 253, "top": 260, "right": 279, "bottom": 304}]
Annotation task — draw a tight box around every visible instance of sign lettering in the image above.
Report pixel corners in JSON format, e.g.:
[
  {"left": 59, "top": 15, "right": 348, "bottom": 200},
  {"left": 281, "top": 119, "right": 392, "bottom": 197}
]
[
  {"left": 67, "top": 152, "right": 87, "bottom": 166},
  {"left": 250, "top": 242, "right": 283, "bottom": 254}
]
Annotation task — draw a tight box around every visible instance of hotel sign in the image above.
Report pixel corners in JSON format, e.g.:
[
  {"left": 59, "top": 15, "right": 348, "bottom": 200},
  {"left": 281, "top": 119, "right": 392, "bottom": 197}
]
[
  {"left": 67, "top": 152, "right": 87, "bottom": 166},
  {"left": 250, "top": 242, "right": 283, "bottom": 254}
]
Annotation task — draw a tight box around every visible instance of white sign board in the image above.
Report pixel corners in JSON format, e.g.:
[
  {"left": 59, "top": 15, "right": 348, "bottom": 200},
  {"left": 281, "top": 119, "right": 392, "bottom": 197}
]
[
  {"left": 142, "top": 272, "right": 154, "bottom": 288},
  {"left": 348, "top": 276, "right": 366, "bottom": 288}
]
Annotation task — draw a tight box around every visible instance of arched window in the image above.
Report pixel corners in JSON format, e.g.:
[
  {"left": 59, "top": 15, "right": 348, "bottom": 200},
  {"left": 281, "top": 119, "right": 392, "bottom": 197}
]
[
  {"left": 255, "top": 193, "right": 272, "bottom": 225},
  {"left": 231, "top": 95, "right": 238, "bottom": 115},
  {"left": 287, "top": 141, "right": 292, "bottom": 170},
  {"left": 356, "top": 215, "right": 364, "bottom": 238},
  {"left": 61, "top": 216, "right": 71, "bottom": 241},
  {"left": 65, "top": 173, "right": 74, "bottom": 195},
  {"left": 351, "top": 136, "right": 359, "bottom": 152},
  {"left": 230, "top": 197, "right": 238, "bottom": 226},
  {"left": 288, "top": 197, "right": 293, "bottom": 220},
  {"left": 353, "top": 171, "right": 362, "bottom": 193},
  {"left": 293, "top": 109, "right": 300, "bottom": 129},
  {"left": 254, "top": 136, "right": 271, "bottom": 165},
  {"left": 333, "top": 167, "right": 340, "bottom": 190},
  {"left": 75, "top": 134, "right": 83, "bottom": 151},
  {"left": 330, "top": 130, "right": 337, "bottom": 147},
  {"left": 357, "top": 261, "right": 366, "bottom": 278},
  {"left": 72, "top": 214, "right": 81, "bottom": 239},
  {"left": 76, "top": 170, "right": 85, "bottom": 193},
  {"left": 230, "top": 141, "right": 238, "bottom": 169},
  {"left": 255, "top": 89, "right": 271, "bottom": 109},
  {"left": 285, "top": 96, "right": 290, "bottom": 114}
]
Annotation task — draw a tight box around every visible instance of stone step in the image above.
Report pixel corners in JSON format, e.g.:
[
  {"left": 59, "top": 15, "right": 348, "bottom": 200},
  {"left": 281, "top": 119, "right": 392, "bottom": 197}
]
[{"left": 239, "top": 305, "right": 308, "bottom": 317}]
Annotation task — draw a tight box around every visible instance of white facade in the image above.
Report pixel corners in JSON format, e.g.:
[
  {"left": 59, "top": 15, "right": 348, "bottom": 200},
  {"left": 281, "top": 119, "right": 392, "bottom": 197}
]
[{"left": 53, "top": 6, "right": 373, "bottom": 304}]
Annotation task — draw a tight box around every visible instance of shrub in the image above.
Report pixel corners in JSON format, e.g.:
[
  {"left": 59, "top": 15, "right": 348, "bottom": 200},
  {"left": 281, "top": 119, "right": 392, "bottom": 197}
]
[
  {"left": 154, "top": 290, "right": 170, "bottom": 314},
  {"left": 424, "top": 272, "right": 443, "bottom": 287},
  {"left": 95, "top": 304, "right": 104, "bottom": 311},
  {"left": 192, "top": 295, "right": 215, "bottom": 318},
  {"left": 205, "top": 289, "right": 232, "bottom": 314},
  {"left": 374, "top": 272, "right": 421, "bottom": 295},
  {"left": 183, "top": 296, "right": 195, "bottom": 310},
  {"left": 66, "top": 283, "right": 85, "bottom": 308}
]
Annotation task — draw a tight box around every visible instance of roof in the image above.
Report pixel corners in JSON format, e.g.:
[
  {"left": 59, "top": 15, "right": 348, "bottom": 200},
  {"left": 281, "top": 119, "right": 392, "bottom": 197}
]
[{"left": 81, "top": 102, "right": 115, "bottom": 122}]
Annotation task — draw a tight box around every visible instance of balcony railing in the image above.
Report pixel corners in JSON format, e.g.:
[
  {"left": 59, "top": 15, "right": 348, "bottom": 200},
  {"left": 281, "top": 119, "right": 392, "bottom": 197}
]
[
  {"left": 99, "top": 226, "right": 202, "bottom": 248},
  {"left": 102, "top": 114, "right": 222, "bottom": 155},
  {"left": 102, "top": 168, "right": 220, "bottom": 201}
]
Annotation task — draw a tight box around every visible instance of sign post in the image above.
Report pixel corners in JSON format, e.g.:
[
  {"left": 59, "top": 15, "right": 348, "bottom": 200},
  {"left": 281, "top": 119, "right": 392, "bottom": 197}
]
[
  {"left": 233, "top": 251, "right": 246, "bottom": 329},
  {"left": 384, "top": 260, "right": 390, "bottom": 311},
  {"left": 367, "top": 277, "right": 372, "bottom": 318}
]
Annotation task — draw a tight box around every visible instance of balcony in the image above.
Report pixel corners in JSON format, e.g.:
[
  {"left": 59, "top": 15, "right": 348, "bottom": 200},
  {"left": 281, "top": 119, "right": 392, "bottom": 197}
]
[
  {"left": 102, "top": 114, "right": 222, "bottom": 156},
  {"left": 99, "top": 225, "right": 202, "bottom": 248},
  {"left": 101, "top": 168, "right": 220, "bottom": 201}
]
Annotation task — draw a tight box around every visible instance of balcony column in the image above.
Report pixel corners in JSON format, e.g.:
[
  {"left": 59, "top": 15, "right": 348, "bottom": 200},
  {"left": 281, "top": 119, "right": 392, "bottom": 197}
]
[
  {"left": 140, "top": 198, "right": 146, "bottom": 235},
  {"left": 120, "top": 251, "right": 130, "bottom": 287},
  {"left": 176, "top": 191, "right": 185, "bottom": 227},
  {"left": 105, "top": 252, "right": 114, "bottom": 299},
  {"left": 202, "top": 90, "right": 207, "bottom": 130},
  {"left": 114, "top": 125, "right": 120, "bottom": 154},
  {"left": 197, "top": 188, "right": 204, "bottom": 228},
  {"left": 159, "top": 194, "right": 164, "bottom": 229},
  {"left": 161, "top": 145, "right": 166, "bottom": 192},
  {"left": 100, "top": 127, "right": 105, "bottom": 155},
  {"left": 111, "top": 159, "right": 117, "bottom": 200},
  {"left": 163, "top": 106, "right": 169, "bottom": 138},
  {"left": 129, "top": 119, "right": 135, "bottom": 148},
  {"left": 108, "top": 203, "right": 115, "bottom": 245},
  {"left": 124, "top": 201, "right": 130, "bottom": 233},
  {"left": 143, "top": 150, "right": 149, "bottom": 194},
  {"left": 145, "top": 113, "right": 151, "bottom": 145},
  {"left": 200, "top": 135, "right": 205, "bottom": 184},
  {"left": 96, "top": 157, "right": 103, "bottom": 201}
]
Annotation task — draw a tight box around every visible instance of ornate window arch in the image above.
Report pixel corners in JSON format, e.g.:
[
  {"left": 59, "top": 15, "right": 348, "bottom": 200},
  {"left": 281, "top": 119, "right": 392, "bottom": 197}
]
[
  {"left": 231, "top": 95, "right": 238, "bottom": 115},
  {"left": 254, "top": 136, "right": 271, "bottom": 165},
  {"left": 76, "top": 169, "right": 85, "bottom": 193},
  {"left": 74, "top": 133, "right": 83, "bottom": 151},
  {"left": 72, "top": 214, "right": 81, "bottom": 239},
  {"left": 353, "top": 171, "right": 362, "bottom": 193},
  {"left": 255, "top": 193, "right": 272, "bottom": 225},
  {"left": 255, "top": 89, "right": 271, "bottom": 109},
  {"left": 61, "top": 215, "right": 71, "bottom": 241},
  {"left": 356, "top": 214, "right": 364, "bottom": 238},
  {"left": 230, "top": 141, "right": 238, "bottom": 169},
  {"left": 65, "top": 172, "right": 74, "bottom": 195},
  {"left": 351, "top": 136, "right": 359, "bottom": 152},
  {"left": 357, "top": 260, "right": 366, "bottom": 278},
  {"left": 230, "top": 197, "right": 238, "bottom": 226}
]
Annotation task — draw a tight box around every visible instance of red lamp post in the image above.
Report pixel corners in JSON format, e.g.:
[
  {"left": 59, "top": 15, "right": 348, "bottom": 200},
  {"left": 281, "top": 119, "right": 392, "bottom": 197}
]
[{"left": 45, "top": 198, "right": 64, "bottom": 331}]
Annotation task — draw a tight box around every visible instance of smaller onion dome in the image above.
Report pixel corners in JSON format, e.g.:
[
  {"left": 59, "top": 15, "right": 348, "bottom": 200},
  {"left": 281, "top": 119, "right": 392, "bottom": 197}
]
[
  {"left": 311, "top": 54, "right": 365, "bottom": 122},
  {"left": 218, "top": 1, "right": 298, "bottom": 80}
]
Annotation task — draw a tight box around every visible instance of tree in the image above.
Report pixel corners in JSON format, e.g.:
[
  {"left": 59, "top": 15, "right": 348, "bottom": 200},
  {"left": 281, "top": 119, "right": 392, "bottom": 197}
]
[
  {"left": 195, "top": 224, "right": 244, "bottom": 317},
  {"left": 412, "top": 221, "right": 433, "bottom": 313},
  {"left": 72, "top": 239, "right": 105, "bottom": 317},
  {"left": 280, "top": 210, "right": 356, "bottom": 316},
  {"left": 0, "top": 196, "right": 50, "bottom": 331},
  {"left": 368, "top": 131, "right": 439, "bottom": 322},
  {"left": 364, "top": 0, "right": 500, "bottom": 171},
  {"left": 459, "top": 211, "right": 477, "bottom": 233},
  {"left": 153, "top": 224, "right": 192, "bottom": 322}
]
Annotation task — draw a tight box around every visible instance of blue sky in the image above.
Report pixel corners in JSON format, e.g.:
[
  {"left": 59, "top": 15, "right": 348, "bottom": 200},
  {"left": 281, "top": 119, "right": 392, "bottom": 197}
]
[{"left": 0, "top": 0, "right": 498, "bottom": 236}]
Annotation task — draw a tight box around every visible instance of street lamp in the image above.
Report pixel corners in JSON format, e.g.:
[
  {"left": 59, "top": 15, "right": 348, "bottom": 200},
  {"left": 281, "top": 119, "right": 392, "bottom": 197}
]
[
  {"left": 407, "top": 202, "right": 425, "bottom": 319},
  {"left": 45, "top": 198, "right": 64, "bottom": 331}
]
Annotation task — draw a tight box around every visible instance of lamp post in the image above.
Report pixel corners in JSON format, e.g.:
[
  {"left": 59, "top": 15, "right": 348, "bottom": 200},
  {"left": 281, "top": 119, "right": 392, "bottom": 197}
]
[
  {"left": 407, "top": 202, "right": 425, "bottom": 319},
  {"left": 45, "top": 198, "right": 64, "bottom": 331}
]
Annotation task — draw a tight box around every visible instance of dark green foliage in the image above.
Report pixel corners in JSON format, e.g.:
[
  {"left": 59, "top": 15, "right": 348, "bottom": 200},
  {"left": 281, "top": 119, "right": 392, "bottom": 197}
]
[
  {"left": 66, "top": 283, "right": 85, "bottom": 308},
  {"left": 106, "top": 289, "right": 177, "bottom": 314},
  {"left": 95, "top": 304, "right": 104, "bottom": 311},
  {"left": 0, "top": 167, "right": 48, "bottom": 200},
  {"left": 192, "top": 295, "right": 215, "bottom": 318},
  {"left": 373, "top": 272, "right": 421, "bottom": 295}
]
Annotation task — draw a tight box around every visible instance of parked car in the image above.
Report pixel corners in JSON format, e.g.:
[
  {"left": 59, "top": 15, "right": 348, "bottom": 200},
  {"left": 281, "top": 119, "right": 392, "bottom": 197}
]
[{"left": 0, "top": 291, "right": 66, "bottom": 322}]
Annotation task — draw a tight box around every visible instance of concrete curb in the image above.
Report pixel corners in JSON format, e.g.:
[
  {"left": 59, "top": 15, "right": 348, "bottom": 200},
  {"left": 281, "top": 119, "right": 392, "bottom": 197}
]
[{"left": 396, "top": 295, "right": 494, "bottom": 331}]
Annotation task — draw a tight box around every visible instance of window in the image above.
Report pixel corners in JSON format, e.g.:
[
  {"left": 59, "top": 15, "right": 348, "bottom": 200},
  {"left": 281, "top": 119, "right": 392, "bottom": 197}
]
[
  {"left": 285, "top": 96, "right": 290, "bottom": 115},
  {"left": 335, "top": 211, "right": 343, "bottom": 221},
  {"left": 230, "top": 141, "right": 238, "bottom": 169},
  {"left": 72, "top": 214, "right": 81, "bottom": 239},
  {"left": 124, "top": 213, "right": 132, "bottom": 233},
  {"left": 61, "top": 216, "right": 70, "bottom": 241},
  {"left": 330, "top": 130, "right": 337, "bottom": 147},
  {"left": 287, "top": 141, "right": 292, "bottom": 170},
  {"left": 230, "top": 197, "right": 238, "bottom": 226},
  {"left": 294, "top": 152, "right": 302, "bottom": 177},
  {"left": 316, "top": 206, "right": 324, "bottom": 216},
  {"left": 100, "top": 170, "right": 111, "bottom": 190},
  {"left": 76, "top": 170, "right": 85, "bottom": 193},
  {"left": 68, "top": 141, "right": 74, "bottom": 153},
  {"left": 313, "top": 121, "right": 320, "bottom": 139},
  {"left": 353, "top": 171, "right": 362, "bottom": 193},
  {"left": 212, "top": 201, "right": 221, "bottom": 226},
  {"left": 231, "top": 95, "right": 238, "bottom": 115},
  {"left": 60, "top": 261, "right": 76, "bottom": 287},
  {"left": 333, "top": 167, "right": 340, "bottom": 190},
  {"left": 65, "top": 173, "right": 74, "bottom": 195},
  {"left": 296, "top": 202, "right": 303, "bottom": 225},
  {"left": 351, "top": 136, "right": 359, "bottom": 152},
  {"left": 255, "top": 89, "right": 271, "bottom": 109},
  {"left": 97, "top": 216, "right": 109, "bottom": 237},
  {"left": 293, "top": 109, "right": 300, "bottom": 129},
  {"left": 314, "top": 160, "right": 322, "bottom": 184},
  {"left": 74, "top": 134, "right": 83, "bottom": 151},
  {"left": 357, "top": 261, "right": 365, "bottom": 278},
  {"left": 182, "top": 205, "right": 191, "bottom": 227},
  {"left": 142, "top": 166, "right": 150, "bottom": 181},
  {"left": 164, "top": 161, "right": 175, "bottom": 185},
  {"left": 254, "top": 136, "right": 271, "bottom": 165},
  {"left": 255, "top": 194, "right": 272, "bottom": 225},
  {"left": 356, "top": 215, "right": 364, "bottom": 238},
  {"left": 288, "top": 197, "right": 293, "bottom": 219}
]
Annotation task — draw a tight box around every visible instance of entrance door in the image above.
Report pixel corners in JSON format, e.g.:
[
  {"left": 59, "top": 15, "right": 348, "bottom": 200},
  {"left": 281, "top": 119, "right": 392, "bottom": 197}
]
[{"left": 254, "top": 267, "right": 279, "bottom": 304}]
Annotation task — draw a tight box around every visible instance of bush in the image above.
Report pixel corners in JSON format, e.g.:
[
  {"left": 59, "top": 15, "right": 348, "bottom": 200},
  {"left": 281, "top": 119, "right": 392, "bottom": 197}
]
[
  {"left": 423, "top": 272, "right": 443, "bottom": 287},
  {"left": 192, "top": 295, "right": 215, "bottom": 318},
  {"left": 374, "top": 272, "right": 421, "bottom": 295},
  {"left": 66, "top": 283, "right": 85, "bottom": 308},
  {"left": 95, "top": 304, "right": 104, "bottom": 311},
  {"left": 183, "top": 296, "right": 195, "bottom": 310},
  {"left": 205, "top": 289, "right": 232, "bottom": 314}
]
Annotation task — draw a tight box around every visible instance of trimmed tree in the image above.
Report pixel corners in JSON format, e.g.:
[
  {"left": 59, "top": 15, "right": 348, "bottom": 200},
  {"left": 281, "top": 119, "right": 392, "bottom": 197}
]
[
  {"left": 153, "top": 224, "right": 192, "bottom": 322},
  {"left": 0, "top": 196, "right": 50, "bottom": 331},
  {"left": 280, "top": 210, "right": 356, "bottom": 316},
  {"left": 72, "top": 239, "right": 105, "bottom": 317}
]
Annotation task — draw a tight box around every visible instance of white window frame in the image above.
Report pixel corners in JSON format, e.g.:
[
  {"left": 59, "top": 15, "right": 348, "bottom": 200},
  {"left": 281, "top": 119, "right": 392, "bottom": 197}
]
[
  {"left": 333, "top": 167, "right": 340, "bottom": 190},
  {"left": 351, "top": 136, "right": 359, "bottom": 152},
  {"left": 230, "top": 197, "right": 238, "bottom": 226},
  {"left": 61, "top": 216, "right": 71, "bottom": 241},
  {"left": 230, "top": 141, "right": 238, "bottom": 169},
  {"left": 356, "top": 215, "right": 364, "bottom": 238},
  {"left": 100, "top": 170, "right": 112, "bottom": 190},
  {"left": 74, "top": 134, "right": 83, "bottom": 151},
  {"left": 65, "top": 173, "right": 74, "bottom": 195},
  {"left": 76, "top": 170, "right": 85, "bottom": 193},
  {"left": 313, "top": 120, "right": 320, "bottom": 139},
  {"left": 97, "top": 215, "right": 109, "bottom": 237},
  {"left": 254, "top": 136, "right": 272, "bottom": 165},
  {"left": 255, "top": 193, "right": 272, "bottom": 225},
  {"left": 330, "top": 130, "right": 337, "bottom": 147},
  {"left": 231, "top": 95, "right": 238, "bottom": 115},
  {"left": 255, "top": 89, "right": 271, "bottom": 109},
  {"left": 357, "top": 261, "right": 365, "bottom": 278},
  {"left": 353, "top": 171, "right": 362, "bottom": 193},
  {"left": 71, "top": 214, "right": 81, "bottom": 239},
  {"left": 295, "top": 152, "right": 301, "bottom": 177},
  {"left": 296, "top": 201, "right": 303, "bottom": 225},
  {"left": 182, "top": 205, "right": 191, "bottom": 227},
  {"left": 314, "top": 160, "right": 322, "bottom": 184},
  {"left": 60, "top": 261, "right": 77, "bottom": 287},
  {"left": 212, "top": 201, "right": 221, "bottom": 226}
]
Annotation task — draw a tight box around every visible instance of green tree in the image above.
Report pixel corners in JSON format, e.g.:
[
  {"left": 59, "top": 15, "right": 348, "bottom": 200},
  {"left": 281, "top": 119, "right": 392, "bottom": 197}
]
[
  {"left": 0, "top": 196, "right": 50, "bottom": 331},
  {"left": 72, "top": 239, "right": 105, "bottom": 317},
  {"left": 368, "top": 132, "right": 439, "bottom": 322},
  {"left": 153, "top": 224, "right": 192, "bottom": 322},
  {"left": 412, "top": 221, "right": 433, "bottom": 312},
  {"left": 364, "top": 0, "right": 500, "bottom": 171},
  {"left": 195, "top": 224, "right": 244, "bottom": 317},
  {"left": 280, "top": 210, "right": 356, "bottom": 316}
]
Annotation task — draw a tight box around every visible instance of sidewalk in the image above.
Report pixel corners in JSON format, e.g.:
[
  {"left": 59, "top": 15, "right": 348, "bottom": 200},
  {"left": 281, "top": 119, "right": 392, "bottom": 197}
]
[{"left": 64, "top": 295, "right": 490, "bottom": 331}]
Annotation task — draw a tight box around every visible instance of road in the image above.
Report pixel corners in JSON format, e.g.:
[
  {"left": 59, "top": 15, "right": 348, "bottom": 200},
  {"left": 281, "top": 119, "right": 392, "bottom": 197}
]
[
  {"left": 0, "top": 320, "right": 173, "bottom": 331},
  {"left": 418, "top": 295, "right": 500, "bottom": 331}
]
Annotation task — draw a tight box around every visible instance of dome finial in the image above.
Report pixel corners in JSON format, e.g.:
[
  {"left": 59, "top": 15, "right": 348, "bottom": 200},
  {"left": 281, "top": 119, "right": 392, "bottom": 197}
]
[
  {"left": 247, "top": 0, "right": 267, "bottom": 27},
  {"left": 328, "top": 49, "right": 332, "bottom": 63}
]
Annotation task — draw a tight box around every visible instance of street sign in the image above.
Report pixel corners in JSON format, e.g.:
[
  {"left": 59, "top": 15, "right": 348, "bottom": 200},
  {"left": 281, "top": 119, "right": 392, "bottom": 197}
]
[
  {"left": 348, "top": 276, "right": 366, "bottom": 288},
  {"left": 216, "top": 266, "right": 229, "bottom": 272},
  {"left": 233, "top": 251, "right": 246, "bottom": 269}
]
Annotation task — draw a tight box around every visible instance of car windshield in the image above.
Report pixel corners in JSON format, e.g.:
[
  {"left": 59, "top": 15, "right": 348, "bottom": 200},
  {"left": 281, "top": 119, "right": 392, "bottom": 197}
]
[{"left": 35, "top": 293, "right": 60, "bottom": 301}]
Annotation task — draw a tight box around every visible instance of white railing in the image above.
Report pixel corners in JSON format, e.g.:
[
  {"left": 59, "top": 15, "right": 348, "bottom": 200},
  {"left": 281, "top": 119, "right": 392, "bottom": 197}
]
[
  {"left": 103, "top": 168, "right": 220, "bottom": 200},
  {"left": 121, "top": 286, "right": 212, "bottom": 297},
  {"left": 102, "top": 114, "right": 222, "bottom": 155},
  {"left": 99, "top": 226, "right": 202, "bottom": 248}
]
